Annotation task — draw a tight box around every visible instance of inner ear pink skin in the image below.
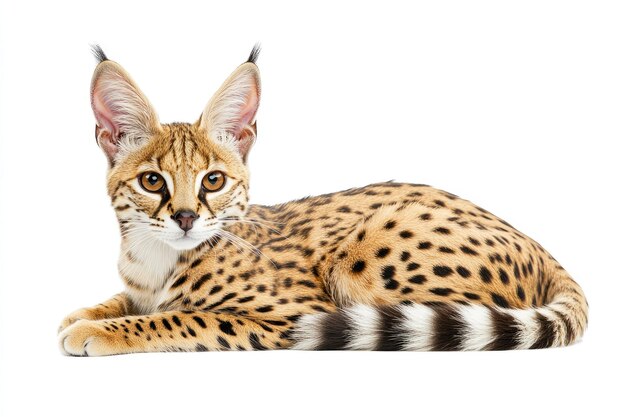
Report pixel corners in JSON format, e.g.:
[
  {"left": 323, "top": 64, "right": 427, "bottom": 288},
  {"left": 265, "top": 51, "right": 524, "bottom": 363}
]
[
  {"left": 234, "top": 86, "right": 259, "bottom": 139},
  {"left": 92, "top": 86, "right": 120, "bottom": 139}
]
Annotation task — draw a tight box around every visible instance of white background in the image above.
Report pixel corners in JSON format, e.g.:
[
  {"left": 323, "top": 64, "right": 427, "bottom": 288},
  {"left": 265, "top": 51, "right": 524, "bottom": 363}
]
[{"left": 1, "top": 1, "right": 624, "bottom": 416}]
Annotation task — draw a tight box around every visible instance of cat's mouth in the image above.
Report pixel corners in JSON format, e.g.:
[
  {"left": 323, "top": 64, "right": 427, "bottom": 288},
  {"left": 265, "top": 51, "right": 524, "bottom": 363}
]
[{"left": 163, "top": 234, "right": 205, "bottom": 251}]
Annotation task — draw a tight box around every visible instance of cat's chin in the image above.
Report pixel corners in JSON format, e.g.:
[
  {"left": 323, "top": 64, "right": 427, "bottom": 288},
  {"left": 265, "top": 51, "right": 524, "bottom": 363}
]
[{"left": 163, "top": 236, "right": 205, "bottom": 251}]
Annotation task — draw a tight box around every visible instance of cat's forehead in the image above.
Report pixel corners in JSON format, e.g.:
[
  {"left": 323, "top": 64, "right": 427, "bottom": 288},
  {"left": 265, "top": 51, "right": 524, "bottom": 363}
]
[{"left": 148, "top": 123, "right": 225, "bottom": 171}]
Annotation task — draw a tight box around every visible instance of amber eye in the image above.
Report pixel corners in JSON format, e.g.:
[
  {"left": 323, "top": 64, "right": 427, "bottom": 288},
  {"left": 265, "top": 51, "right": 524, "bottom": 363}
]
[
  {"left": 202, "top": 171, "right": 226, "bottom": 192},
  {"left": 139, "top": 172, "right": 165, "bottom": 193}
]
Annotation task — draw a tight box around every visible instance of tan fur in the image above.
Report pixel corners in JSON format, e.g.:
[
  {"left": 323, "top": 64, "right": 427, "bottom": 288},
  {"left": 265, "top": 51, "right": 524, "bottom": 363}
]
[{"left": 58, "top": 49, "right": 587, "bottom": 355}]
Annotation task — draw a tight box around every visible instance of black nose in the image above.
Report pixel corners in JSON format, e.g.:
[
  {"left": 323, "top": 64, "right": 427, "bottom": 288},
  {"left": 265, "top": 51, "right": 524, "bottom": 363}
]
[{"left": 172, "top": 210, "right": 199, "bottom": 232}]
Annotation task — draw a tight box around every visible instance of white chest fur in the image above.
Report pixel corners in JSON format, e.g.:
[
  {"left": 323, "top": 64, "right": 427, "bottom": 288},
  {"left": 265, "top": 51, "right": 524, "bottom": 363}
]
[{"left": 118, "top": 235, "right": 180, "bottom": 314}]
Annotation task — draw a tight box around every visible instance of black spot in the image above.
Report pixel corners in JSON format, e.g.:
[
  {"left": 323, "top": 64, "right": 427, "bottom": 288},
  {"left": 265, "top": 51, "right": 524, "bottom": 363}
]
[
  {"left": 408, "top": 275, "right": 426, "bottom": 284},
  {"left": 149, "top": 321, "right": 156, "bottom": 331},
  {"left": 456, "top": 266, "right": 471, "bottom": 278},
  {"left": 384, "top": 220, "right": 396, "bottom": 229},
  {"left": 439, "top": 246, "right": 455, "bottom": 254},
  {"left": 433, "top": 265, "right": 453, "bottom": 277},
  {"left": 352, "top": 260, "right": 366, "bottom": 273},
  {"left": 237, "top": 295, "right": 255, "bottom": 303},
  {"left": 460, "top": 246, "right": 478, "bottom": 255},
  {"left": 190, "top": 259, "right": 202, "bottom": 268},
  {"left": 172, "top": 315, "right": 182, "bottom": 327},
  {"left": 514, "top": 263, "right": 521, "bottom": 279},
  {"left": 401, "top": 287, "right": 414, "bottom": 294},
  {"left": 463, "top": 292, "right": 480, "bottom": 300},
  {"left": 469, "top": 237, "right": 481, "bottom": 246},
  {"left": 209, "top": 285, "right": 223, "bottom": 295},
  {"left": 376, "top": 247, "right": 391, "bottom": 258},
  {"left": 217, "top": 336, "right": 231, "bottom": 349},
  {"left": 370, "top": 203, "right": 382, "bottom": 209},
  {"left": 399, "top": 230, "right": 414, "bottom": 239},
  {"left": 337, "top": 205, "right": 352, "bottom": 213},
  {"left": 400, "top": 251, "right": 411, "bottom": 262},
  {"left": 491, "top": 293, "right": 510, "bottom": 308},
  {"left": 357, "top": 230, "right": 366, "bottom": 241},
  {"left": 186, "top": 326, "right": 197, "bottom": 337},
  {"left": 434, "top": 199, "right": 446, "bottom": 207},
  {"left": 195, "top": 344, "right": 208, "bottom": 352},
  {"left": 406, "top": 262, "right": 420, "bottom": 271},
  {"left": 433, "top": 227, "right": 451, "bottom": 234},
  {"left": 192, "top": 316, "right": 207, "bottom": 329},
  {"left": 218, "top": 320, "right": 237, "bottom": 336},
  {"left": 171, "top": 275, "right": 188, "bottom": 288},
  {"left": 297, "top": 280, "right": 316, "bottom": 288},
  {"left": 381, "top": 265, "right": 396, "bottom": 279},
  {"left": 205, "top": 292, "right": 237, "bottom": 310},
  {"left": 286, "top": 314, "right": 302, "bottom": 323},
  {"left": 479, "top": 267, "right": 493, "bottom": 283},
  {"left": 384, "top": 279, "right": 400, "bottom": 290},
  {"left": 499, "top": 269, "right": 510, "bottom": 285},
  {"left": 256, "top": 305, "right": 274, "bottom": 313},
  {"left": 430, "top": 288, "right": 454, "bottom": 296},
  {"left": 162, "top": 318, "right": 172, "bottom": 331},
  {"left": 418, "top": 241, "right": 432, "bottom": 250},
  {"left": 516, "top": 285, "right": 526, "bottom": 302},
  {"left": 485, "top": 239, "right": 495, "bottom": 247},
  {"left": 256, "top": 284, "right": 267, "bottom": 293},
  {"left": 264, "top": 319, "right": 288, "bottom": 326},
  {"left": 419, "top": 213, "right": 432, "bottom": 221},
  {"left": 191, "top": 273, "right": 212, "bottom": 291},
  {"left": 249, "top": 333, "right": 267, "bottom": 350}
]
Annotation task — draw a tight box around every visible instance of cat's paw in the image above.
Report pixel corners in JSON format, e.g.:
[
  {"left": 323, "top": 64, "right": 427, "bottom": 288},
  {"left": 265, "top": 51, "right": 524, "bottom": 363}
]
[
  {"left": 58, "top": 320, "right": 122, "bottom": 356},
  {"left": 58, "top": 309, "right": 92, "bottom": 334}
]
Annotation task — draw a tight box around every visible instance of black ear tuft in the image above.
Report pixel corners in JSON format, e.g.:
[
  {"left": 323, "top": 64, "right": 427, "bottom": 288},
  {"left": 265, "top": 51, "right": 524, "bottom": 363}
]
[
  {"left": 91, "top": 44, "right": 109, "bottom": 63},
  {"left": 247, "top": 43, "right": 261, "bottom": 64}
]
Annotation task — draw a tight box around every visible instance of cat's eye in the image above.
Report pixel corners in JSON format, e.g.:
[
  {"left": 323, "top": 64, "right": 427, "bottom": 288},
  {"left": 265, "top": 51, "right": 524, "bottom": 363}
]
[
  {"left": 139, "top": 172, "right": 165, "bottom": 193},
  {"left": 202, "top": 171, "right": 226, "bottom": 192}
]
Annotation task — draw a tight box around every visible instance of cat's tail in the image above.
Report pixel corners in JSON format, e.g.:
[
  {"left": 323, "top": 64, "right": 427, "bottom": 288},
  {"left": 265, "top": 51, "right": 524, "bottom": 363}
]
[{"left": 292, "top": 269, "right": 588, "bottom": 351}]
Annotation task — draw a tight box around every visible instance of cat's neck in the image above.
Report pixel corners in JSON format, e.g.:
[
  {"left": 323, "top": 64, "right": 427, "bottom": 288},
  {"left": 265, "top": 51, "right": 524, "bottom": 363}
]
[{"left": 118, "top": 233, "right": 181, "bottom": 312}]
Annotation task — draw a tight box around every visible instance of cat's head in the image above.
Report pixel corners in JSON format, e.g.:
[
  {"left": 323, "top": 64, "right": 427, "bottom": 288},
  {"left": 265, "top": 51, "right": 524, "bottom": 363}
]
[{"left": 90, "top": 46, "right": 261, "bottom": 251}]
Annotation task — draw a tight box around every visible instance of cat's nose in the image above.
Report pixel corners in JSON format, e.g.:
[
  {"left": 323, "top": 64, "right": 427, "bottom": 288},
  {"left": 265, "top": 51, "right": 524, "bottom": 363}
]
[{"left": 172, "top": 210, "right": 199, "bottom": 232}]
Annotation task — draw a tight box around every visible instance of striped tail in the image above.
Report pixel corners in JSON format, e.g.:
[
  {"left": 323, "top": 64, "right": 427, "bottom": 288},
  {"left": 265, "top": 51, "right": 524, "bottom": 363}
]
[{"left": 292, "top": 271, "right": 588, "bottom": 351}]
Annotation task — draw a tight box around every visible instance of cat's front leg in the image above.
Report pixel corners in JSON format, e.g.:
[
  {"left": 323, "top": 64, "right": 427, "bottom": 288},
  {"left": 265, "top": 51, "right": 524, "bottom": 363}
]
[
  {"left": 58, "top": 310, "right": 291, "bottom": 356},
  {"left": 58, "top": 293, "right": 131, "bottom": 334}
]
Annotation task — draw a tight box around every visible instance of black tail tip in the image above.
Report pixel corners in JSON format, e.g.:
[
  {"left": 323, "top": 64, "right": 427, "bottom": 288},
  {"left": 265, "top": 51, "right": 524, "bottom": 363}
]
[
  {"left": 91, "top": 44, "right": 108, "bottom": 63},
  {"left": 247, "top": 43, "right": 261, "bottom": 64}
]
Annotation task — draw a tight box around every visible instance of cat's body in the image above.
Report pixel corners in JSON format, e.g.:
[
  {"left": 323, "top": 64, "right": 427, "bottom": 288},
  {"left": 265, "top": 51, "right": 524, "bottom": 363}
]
[{"left": 58, "top": 47, "right": 588, "bottom": 355}]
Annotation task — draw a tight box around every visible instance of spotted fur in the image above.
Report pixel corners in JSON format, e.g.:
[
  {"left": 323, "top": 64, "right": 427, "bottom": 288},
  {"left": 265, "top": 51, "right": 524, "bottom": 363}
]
[{"left": 58, "top": 46, "right": 588, "bottom": 356}]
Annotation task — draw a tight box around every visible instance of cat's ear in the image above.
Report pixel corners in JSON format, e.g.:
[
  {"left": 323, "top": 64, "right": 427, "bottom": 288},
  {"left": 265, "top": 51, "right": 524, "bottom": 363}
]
[
  {"left": 199, "top": 47, "right": 261, "bottom": 161},
  {"left": 90, "top": 46, "right": 160, "bottom": 164}
]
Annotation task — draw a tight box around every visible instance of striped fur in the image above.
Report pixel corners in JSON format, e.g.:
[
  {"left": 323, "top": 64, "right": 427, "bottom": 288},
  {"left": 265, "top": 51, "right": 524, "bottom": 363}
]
[{"left": 292, "top": 280, "right": 587, "bottom": 351}]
